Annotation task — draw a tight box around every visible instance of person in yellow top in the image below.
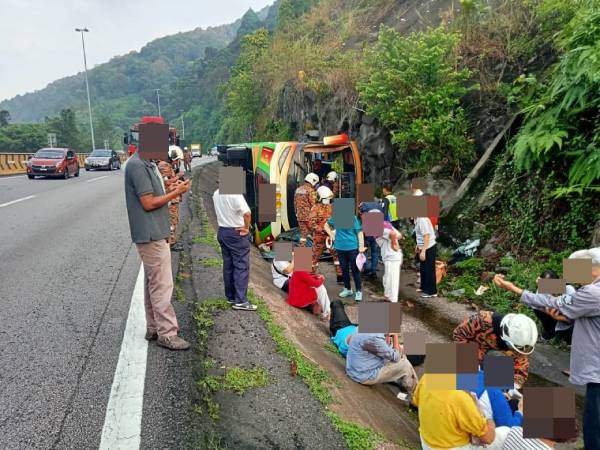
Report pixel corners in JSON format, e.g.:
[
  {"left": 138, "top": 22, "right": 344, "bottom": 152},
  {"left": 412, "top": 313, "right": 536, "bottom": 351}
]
[{"left": 411, "top": 374, "right": 497, "bottom": 449}]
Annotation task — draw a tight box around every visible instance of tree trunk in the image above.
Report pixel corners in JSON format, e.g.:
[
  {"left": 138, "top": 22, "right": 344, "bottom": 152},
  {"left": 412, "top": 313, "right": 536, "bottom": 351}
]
[{"left": 441, "top": 114, "right": 518, "bottom": 216}]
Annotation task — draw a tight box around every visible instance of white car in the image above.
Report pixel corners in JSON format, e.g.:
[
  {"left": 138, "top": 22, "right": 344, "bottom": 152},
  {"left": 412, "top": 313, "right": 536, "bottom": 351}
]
[{"left": 192, "top": 151, "right": 201, "bottom": 158}]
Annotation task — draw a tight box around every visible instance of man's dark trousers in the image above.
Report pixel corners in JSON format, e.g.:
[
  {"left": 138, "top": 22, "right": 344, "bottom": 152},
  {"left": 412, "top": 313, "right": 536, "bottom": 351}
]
[
  {"left": 584, "top": 383, "right": 600, "bottom": 449},
  {"left": 217, "top": 227, "right": 250, "bottom": 304}
]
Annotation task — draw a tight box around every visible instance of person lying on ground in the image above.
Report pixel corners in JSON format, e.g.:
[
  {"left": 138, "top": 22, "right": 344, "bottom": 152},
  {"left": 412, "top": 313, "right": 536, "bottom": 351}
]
[
  {"left": 325, "top": 214, "right": 366, "bottom": 302},
  {"left": 271, "top": 259, "right": 293, "bottom": 294},
  {"left": 453, "top": 311, "right": 538, "bottom": 389},
  {"left": 329, "top": 299, "right": 358, "bottom": 357},
  {"left": 474, "top": 369, "right": 523, "bottom": 428},
  {"left": 412, "top": 374, "right": 501, "bottom": 450},
  {"left": 493, "top": 247, "right": 600, "bottom": 450},
  {"left": 287, "top": 270, "right": 331, "bottom": 319},
  {"left": 376, "top": 225, "right": 403, "bottom": 303},
  {"left": 345, "top": 332, "right": 418, "bottom": 396}
]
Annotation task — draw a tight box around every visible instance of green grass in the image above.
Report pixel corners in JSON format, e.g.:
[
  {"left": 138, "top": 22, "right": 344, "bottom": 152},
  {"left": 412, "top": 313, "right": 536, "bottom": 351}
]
[
  {"left": 200, "top": 258, "right": 223, "bottom": 268},
  {"left": 323, "top": 341, "right": 340, "bottom": 355},
  {"left": 249, "top": 289, "right": 335, "bottom": 405},
  {"left": 220, "top": 367, "right": 269, "bottom": 395},
  {"left": 326, "top": 412, "right": 385, "bottom": 450},
  {"left": 174, "top": 283, "right": 186, "bottom": 304}
]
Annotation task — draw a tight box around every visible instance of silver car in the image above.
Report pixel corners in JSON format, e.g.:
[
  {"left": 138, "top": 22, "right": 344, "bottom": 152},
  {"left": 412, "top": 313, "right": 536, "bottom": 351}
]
[{"left": 84, "top": 149, "right": 121, "bottom": 171}]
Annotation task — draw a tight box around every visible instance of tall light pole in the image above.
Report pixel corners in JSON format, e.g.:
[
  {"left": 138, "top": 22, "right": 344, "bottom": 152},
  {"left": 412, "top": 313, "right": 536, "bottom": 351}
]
[
  {"left": 179, "top": 109, "right": 185, "bottom": 141},
  {"left": 75, "top": 27, "right": 95, "bottom": 150},
  {"left": 155, "top": 89, "right": 161, "bottom": 117}
]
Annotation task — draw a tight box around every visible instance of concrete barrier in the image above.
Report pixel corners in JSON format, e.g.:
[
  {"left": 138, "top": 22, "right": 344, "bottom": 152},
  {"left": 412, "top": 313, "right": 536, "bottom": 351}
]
[{"left": 0, "top": 153, "right": 129, "bottom": 176}]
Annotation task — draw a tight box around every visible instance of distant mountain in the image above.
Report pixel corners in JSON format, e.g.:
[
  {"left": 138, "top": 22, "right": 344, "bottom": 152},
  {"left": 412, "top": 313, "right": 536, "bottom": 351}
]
[{"left": 0, "top": 17, "right": 245, "bottom": 123}]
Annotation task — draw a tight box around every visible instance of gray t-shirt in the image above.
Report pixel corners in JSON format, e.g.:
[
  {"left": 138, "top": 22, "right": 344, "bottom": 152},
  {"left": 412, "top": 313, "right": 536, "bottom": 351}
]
[{"left": 124, "top": 154, "right": 170, "bottom": 243}]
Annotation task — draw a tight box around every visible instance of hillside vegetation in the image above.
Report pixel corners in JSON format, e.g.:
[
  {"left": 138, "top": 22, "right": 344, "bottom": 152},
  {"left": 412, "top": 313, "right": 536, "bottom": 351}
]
[{"left": 1, "top": 0, "right": 598, "bottom": 254}]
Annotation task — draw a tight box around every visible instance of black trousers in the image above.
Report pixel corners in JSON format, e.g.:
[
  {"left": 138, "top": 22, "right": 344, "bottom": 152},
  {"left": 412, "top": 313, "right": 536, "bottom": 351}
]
[
  {"left": 329, "top": 299, "right": 356, "bottom": 336},
  {"left": 419, "top": 244, "right": 437, "bottom": 295},
  {"left": 533, "top": 309, "right": 573, "bottom": 344},
  {"left": 584, "top": 383, "right": 600, "bottom": 449}
]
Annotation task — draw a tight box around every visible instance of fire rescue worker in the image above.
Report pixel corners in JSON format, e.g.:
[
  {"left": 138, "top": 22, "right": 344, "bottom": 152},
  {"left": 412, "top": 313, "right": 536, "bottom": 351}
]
[
  {"left": 158, "top": 153, "right": 183, "bottom": 252},
  {"left": 309, "top": 186, "right": 343, "bottom": 283},
  {"left": 319, "top": 171, "right": 340, "bottom": 197},
  {"left": 453, "top": 311, "right": 538, "bottom": 390},
  {"left": 183, "top": 147, "right": 192, "bottom": 173},
  {"left": 294, "top": 173, "right": 319, "bottom": 245}
]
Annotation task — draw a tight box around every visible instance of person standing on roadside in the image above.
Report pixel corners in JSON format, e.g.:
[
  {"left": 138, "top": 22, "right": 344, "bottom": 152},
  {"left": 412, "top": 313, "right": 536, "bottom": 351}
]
[
  {"left": 183, "top": 147, "right": 192, "bottom": 173},
  {"left": 157, "top": 159, "right": 183, "bottom": 252},
  {"left": 414, "top": 215, "right": 437, "bottom": 298},
  {"left": 213, "top": 187, "right": 257, "bottom": 311},
  {"left": 124, "top": 150, "right": 192, "bottom": 351}
]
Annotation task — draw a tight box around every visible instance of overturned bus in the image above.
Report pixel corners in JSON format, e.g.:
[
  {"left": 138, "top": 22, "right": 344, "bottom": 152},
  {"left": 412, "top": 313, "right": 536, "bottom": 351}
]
[{"left": 217, "top": 135, "right": 363, "bottom": 245}]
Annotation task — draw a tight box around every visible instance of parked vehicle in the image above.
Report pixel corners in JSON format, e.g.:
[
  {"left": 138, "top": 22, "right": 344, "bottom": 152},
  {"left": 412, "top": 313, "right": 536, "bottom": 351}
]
[
  {"left": 191, "top": 143, "right": 202, "bottom": 158},
  {"left": 26, "top": 148, "right": 80, "bottom": 179},
  {"left": 217, "top": 135, "right": 363, "bottom": 245},
  {"left": 192, "top": 150, "right": 201, "bottom": 158},
  {"left": 84, "top": 149, "right": 121, "bottom": 171},
  {"left": 123, "top": 116, "right": 180, "bottom": 156}
]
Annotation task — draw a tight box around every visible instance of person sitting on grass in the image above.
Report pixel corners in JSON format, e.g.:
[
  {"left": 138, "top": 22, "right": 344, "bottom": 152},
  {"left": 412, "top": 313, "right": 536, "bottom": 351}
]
[
  {"left": 412, "top": 374, "right": 504, "bottom": 450},
  {"left": 474, "top": 369, "right": 523, "bottom": 428},
  {"left": 345, "top": 331, "right": 418, "bottom": 397},
  {"left": 271, "top": 259, "right": 293, "bottom": 294},
  {"left": 287, "top": 270, "right": 331, "bottom": 319}
]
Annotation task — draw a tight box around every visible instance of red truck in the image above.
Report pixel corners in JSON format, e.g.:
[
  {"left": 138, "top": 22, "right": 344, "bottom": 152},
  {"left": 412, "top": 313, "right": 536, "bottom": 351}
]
[{"left": 123, "top": 116, "right": 180, "bottom": 156}]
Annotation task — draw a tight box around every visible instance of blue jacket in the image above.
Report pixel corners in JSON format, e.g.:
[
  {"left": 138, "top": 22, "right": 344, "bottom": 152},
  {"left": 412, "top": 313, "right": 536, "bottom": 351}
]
[{"left": 475, "top": 370, "right": 523, "bottom": 427}]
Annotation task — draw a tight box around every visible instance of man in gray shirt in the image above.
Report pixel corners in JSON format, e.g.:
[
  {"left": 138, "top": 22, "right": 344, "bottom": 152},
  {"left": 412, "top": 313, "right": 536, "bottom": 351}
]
[
  {"left": 494, "top": 247, "right": 600, "bottom": 449},
  {"left": 125, "top": 151, "right": 191, "bottom": 350}
]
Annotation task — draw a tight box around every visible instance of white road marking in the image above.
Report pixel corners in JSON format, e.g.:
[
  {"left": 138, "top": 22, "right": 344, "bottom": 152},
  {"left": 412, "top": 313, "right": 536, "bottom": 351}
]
[
  {"left": 86, "top": 175, "right": 109, "bottom": 183},
  {"left": 0, "top": 195, "right": 35, "bottom": 208},
  {"left": 99, "top": 265, "right": 147, "bottom": 450}
]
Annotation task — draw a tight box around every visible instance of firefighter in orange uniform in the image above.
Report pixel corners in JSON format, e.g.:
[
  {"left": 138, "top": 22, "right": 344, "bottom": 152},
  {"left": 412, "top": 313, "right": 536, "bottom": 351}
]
[
  {"left": 294, "top": 173, "right": 319, "bottom": 246},
  {"left": 310, "top": 185, "right": 343, "bottom": 283},
  {"left": 158, "top": 157, "right": 183, "bottom": 252}
]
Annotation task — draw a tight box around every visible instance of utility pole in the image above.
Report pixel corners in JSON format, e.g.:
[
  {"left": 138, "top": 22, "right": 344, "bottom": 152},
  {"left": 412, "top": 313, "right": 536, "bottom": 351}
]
[
  {"left": 75, "top": 27, "right": 96, "bottom": 150},
  {"left": 179, "top": 109, "right": 185, "bottom": 140},
  {"left": 155, "top": 89, "right": 161, "bottom": 117}
]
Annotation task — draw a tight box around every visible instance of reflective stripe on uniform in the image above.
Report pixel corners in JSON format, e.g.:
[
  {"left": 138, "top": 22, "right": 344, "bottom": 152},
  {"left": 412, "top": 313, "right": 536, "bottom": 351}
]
[{"left": 386, "top": 194, "right": 398, "bottom": 221}]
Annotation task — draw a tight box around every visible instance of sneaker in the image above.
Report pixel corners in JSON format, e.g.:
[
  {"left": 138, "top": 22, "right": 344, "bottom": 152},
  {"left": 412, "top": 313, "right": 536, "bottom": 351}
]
[
  {"left": 339, "top": 288, "right": 354, "bottom": 298},
  {"left": 145, "top": 329, "right": 158, "bottom": 341},
  {"left": 232, "top": 302, "right": 257, "bottom": 311},
  {"left": 420, "top": 293, "right": 438, "bottom": 298},
  {"left": 157, "top": 335, "right": 191, "bottom": 351},
  {"left": 355, "top": 291, "right": 363, "bottom": 302},
  {"left": 226, "top": 299, "right": 236, "bottom": 305}
]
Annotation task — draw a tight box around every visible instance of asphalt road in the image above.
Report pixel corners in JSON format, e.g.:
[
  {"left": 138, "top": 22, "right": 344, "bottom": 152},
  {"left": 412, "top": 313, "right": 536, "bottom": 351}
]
[{"left": 0, "top": 157, "right": 213, "bottom": 449}]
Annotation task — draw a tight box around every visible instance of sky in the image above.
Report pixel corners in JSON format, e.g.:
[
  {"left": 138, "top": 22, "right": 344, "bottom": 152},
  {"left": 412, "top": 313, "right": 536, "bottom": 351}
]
[{"left": 0, "top": 0, "right": 273, "bottom": 101}]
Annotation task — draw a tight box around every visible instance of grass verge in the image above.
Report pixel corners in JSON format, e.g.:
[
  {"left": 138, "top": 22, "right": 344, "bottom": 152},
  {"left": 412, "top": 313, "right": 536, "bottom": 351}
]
[{"left": 326, "top": 412, "right": 385, "bottom": 450}]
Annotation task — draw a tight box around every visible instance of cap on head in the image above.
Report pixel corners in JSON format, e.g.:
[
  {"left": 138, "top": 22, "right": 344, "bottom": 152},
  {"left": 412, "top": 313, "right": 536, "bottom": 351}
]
[
  {"left": 326, "top": 171, "right": 338, "bottom": 182},
  {"left": 500, "top": 314, "right": 538, "bottom": 355},
  {"left": 305, "top": 172, "right": 319, "bottom": 186},
  {"left": 316, "top": 186, "right": 333, "bottom": 201}
]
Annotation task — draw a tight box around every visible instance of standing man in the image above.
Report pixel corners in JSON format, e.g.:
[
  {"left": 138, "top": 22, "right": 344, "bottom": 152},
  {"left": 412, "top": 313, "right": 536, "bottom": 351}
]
[
  {"left": 124, "top": 150, "right": 191, "bottom": 350},
  {"left": 158, "top": 159, "right": 183, "bottom": 252},
  {"left": 309, "top": 185, "right": 343, "bottom": 282},
  {"left": 381, "top": 181, "right": 399, "bottom": 229},
  {"left": 294, "top": 173, "right": 319, "bottom": 246},
  {"left": 183, "top": 147, "right": 192, "bottom": 173},
  {"left": 213, "top": 187, "right": 257, "bottom": 311}
]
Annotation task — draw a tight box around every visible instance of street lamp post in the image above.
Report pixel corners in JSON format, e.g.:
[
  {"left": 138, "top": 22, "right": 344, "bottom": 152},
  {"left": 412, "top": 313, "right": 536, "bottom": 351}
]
[
  {"left": 75, "top": 27, "right": 95, "bottom": 150},
  {"left": 155, "top": 89, "right": 161, "bottom": 117},
  {"left": 179, "top": 109, "right": 185, "bottom": 141}
]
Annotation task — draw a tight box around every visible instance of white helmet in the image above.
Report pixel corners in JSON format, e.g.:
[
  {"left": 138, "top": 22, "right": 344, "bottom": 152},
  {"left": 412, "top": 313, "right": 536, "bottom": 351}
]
[
  {"left": 326, "top": 171, "right": 338, "bottom": 182},
  {"left": 500, "top": 314, "right": 538, "bottom": 355},
  {"left": 305, "top": 172, "right": 319, "bottom": 186},
  {"left": 316, "top": 186, "right": 333, "bottom": 201}
]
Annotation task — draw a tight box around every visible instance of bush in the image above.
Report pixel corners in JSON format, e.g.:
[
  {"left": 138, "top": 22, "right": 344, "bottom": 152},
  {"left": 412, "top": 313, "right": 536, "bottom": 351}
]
[{"left": 358, "top": 26, "right": 478, "bottom": 178}]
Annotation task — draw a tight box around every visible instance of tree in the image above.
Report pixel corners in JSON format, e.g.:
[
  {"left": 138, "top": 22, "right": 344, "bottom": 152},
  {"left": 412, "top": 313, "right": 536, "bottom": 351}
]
[
  {"left": 0, "top": 109, "right": 10, "bottom": 127},
  {"left": 45, "top": 109, "right": 82, "bottom": 149}
]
